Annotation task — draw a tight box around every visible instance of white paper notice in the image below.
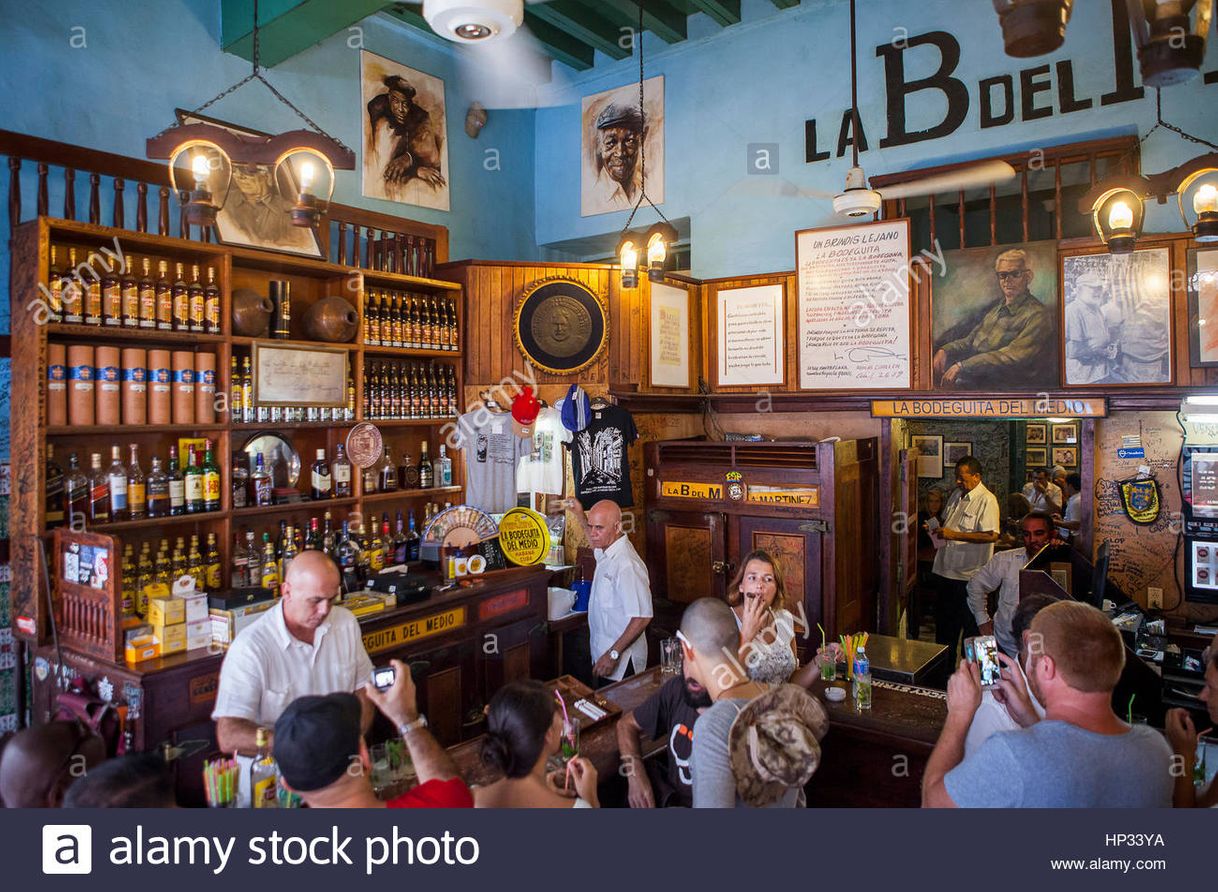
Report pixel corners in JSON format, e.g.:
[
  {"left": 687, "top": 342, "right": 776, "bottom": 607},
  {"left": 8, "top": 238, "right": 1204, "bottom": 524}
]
[
  {"left": 797, "top": 220, "right": 911, "bottom": 390},
  {"left": 650, "top": 282, "right": 690, "bottom": 388},
  {"left": 717, "top": 284, "right": 784, "bottom": 387}
]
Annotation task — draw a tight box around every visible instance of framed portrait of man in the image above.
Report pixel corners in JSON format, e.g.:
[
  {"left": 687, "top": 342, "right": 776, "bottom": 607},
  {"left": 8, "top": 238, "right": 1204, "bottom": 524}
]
[
  {"left": 581, "top": 76, "right": 663, "bottom": 217},
  {"left": 1026, "top": 422, "right": 1048, "bottom": 445},
  {"left": 1061, "top": 247, "right": 1172, "bottom": 386},
  {"left": 174, "top": 110, "right": 323, "bottom": 258},
  {"left": 1051, "top": 446, "right": 1078, "bottom": 468},
  {"left": 1025, "top": 447, "right": 1048, "bottom": 467},
  {"left": 931, "top": 241, "right": 1059, "bottom": 392},
  {"left": 1188, "top": 247, "right": 1218, "bottom": 367},
  {"left": 361, "top": 50, "right": 450, "bottom": 211}
]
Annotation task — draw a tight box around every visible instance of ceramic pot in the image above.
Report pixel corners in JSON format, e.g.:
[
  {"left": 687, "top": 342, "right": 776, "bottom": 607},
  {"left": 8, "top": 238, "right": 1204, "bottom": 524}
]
[
  {"left": 231, "top": 288, "right": 273, "bottom": 337},
  {"left": 303, "top": 295, "right": 358, "bottom": 343}
]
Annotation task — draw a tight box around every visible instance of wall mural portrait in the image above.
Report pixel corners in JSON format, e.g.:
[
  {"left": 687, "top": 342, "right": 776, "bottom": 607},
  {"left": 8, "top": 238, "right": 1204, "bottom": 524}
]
[
  {"left": 361, "top": 50, "right": 450, "bottom": 211},
  {"left": 580, "top": 76, "right": 664, "bottom": 217},
  {"left": 931, "top": 240, "right": 1060, "bottom": 392}
]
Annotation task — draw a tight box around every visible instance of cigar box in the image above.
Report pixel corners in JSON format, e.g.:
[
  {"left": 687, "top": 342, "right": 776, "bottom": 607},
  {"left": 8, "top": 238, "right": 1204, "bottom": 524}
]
[
  {"left": 147, "top": 596, "right": 185, "bottom": 627},
  {"left": 185, "top": 618, "right": 211, "bottom": 651},
  {"left": 182, "top": 592, "right": 209, "bottom": 624},
  {"left": 153, "top": 621, "right": 186, "bottom": 656}
]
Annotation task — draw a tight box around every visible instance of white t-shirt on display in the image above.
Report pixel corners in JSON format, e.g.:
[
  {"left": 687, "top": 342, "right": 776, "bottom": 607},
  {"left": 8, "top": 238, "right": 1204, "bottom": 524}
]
[
  {"left": 516, "top": 407, "right": 572, "bottom": 495},
  {"left": 453, "top": 410, "right": 528, "bottom": 514}
]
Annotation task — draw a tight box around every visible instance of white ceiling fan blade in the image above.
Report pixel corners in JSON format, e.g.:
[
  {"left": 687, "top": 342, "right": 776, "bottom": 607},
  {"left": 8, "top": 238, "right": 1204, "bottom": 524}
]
[
  {"left": 733, "top": 177, "right": 838, "bottom": 201},
  {"left": 452, "top": 24, "right": 574, "bottom": 109},
  {"left": 876, "top": 160, "right": 1016, "bottom": 201}
]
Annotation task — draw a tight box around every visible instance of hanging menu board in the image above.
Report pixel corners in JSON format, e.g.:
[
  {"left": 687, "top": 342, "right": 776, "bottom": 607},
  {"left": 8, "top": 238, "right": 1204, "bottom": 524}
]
[{"left": 796, "top": 219, "right": 912, "bottom": 390}]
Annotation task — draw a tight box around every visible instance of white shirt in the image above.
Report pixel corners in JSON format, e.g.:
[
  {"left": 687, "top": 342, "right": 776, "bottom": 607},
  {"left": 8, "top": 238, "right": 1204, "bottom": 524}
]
[
  {"left": 1022, "top": 480, "right": 1063, "bottom": 514},
  {"left": 212, "top": 601, "right": 373, "bottom": 803},
  {"left": 1058, "top": 491, "right": 1081, "bottom": 540},
  {"left": 966, "top": 546, "right": 1033, "bottom": 657},
  {"left": 589, "top": 535, "right": 653, "bottom": 681},
  {"left": 963, "top": 658, "right": 1046, "bottom": 758},
  {"left": 516, "top": 407, "right": 572, "bottom": 495},
  {"left": 932, "top": 483, "right": 1000, "bottom": 581}
]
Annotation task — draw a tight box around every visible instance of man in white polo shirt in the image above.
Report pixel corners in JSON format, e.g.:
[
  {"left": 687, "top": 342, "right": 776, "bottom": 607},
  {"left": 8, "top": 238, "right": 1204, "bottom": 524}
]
[
  {"left": 213, "top": 549, "right": 374, "bottom": 803},
  {"left": 966, "top": 512, "right": 1054, "bottom": 657},
  {"left": 929, "top": 456, "right": 1001, "bottom": 660}
]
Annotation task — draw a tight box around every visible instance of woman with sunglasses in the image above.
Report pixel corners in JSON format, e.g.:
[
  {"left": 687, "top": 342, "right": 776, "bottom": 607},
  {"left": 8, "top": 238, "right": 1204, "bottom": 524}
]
[{"left": 726, "top": 550, "right": 800, "bottom": 686}]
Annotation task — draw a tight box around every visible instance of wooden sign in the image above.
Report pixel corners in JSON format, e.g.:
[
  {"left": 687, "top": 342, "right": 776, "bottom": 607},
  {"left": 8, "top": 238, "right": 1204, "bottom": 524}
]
[
  {"left": 870, "top": 397, "right": 1107, "bottom": 419},
  {"left": 661, "top": 481, "right": 723, "bottom": 499},
  {"left": 362, "top": 606, "right": 467, "bottom": 654},
  {"left": 253, "top": 343, "right": 348, "bottom": 408},
  {"left": 746, "top": 485, "right": 820, "bottom": 507}
]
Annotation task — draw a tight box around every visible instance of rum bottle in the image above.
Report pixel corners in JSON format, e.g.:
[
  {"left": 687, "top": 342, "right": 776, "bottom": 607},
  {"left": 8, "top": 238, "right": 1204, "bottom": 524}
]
[
  {"left": 138, "top": 257, "right": 156, "bottom": 328},
  {"left": 102, "top": 260, "right": 121, "bottom": 326},
  {"left": 146, "top": 456, "right": 169, "bottom": 518},
  {"left": 204, "top": 267, "right": 220, "bottom": 334},
  {"left": 332, "top": 444, "right": 352, "bottom": 498},
  {"left": 155, "top": 260, "right": 173, "bottom": 330},
  {"left": 126, "top": 444, "right": 146, "bottom": 520},
  {"left": 188, "top": 264, "right": 205, "bottom": 333},
  {"left": 62, "top": 248, "right": 84, "bottom": 324},
  {"left": 47, "top": 245, "right": 64, "bottom": 322},
  {"left": 172, "top": 262, "right": 190, "bottom": 331},
  {"left": 310, "top": 448, "right": 332, "bottom": 500}
]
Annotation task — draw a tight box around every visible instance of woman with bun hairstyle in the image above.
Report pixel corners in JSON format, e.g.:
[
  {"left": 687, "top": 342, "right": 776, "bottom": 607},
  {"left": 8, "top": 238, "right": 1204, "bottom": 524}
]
[{"left": 473, "top": 679, "right": 600, "bottom": 808}]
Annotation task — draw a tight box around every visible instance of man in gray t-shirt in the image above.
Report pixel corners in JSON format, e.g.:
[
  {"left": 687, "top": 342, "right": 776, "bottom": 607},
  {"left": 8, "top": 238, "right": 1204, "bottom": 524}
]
[{"left": 924, "top": 600, "right": 1174, "bottom": 808}]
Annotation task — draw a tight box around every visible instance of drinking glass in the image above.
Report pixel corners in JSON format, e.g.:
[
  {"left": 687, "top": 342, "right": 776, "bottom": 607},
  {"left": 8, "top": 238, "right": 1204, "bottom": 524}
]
[
  {"left": 818, "top": 650, "right": 837, "bottom": 682},
  {"left": 370, "top": 740, "right": 414, "bottom": 800},
  {"left": 661, "top": 637, "right": 683, "bottom": 676}
]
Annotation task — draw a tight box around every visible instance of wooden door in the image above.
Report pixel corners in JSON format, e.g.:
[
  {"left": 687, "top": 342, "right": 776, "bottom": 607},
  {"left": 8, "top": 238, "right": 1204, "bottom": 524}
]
[
  {"left": 407, "top": 637, "right": 479, "bottom": 745},
  {"left": 646, "top": 508, "right": 729, "bottom": 603},
  {"left": 734, "top": 515, "right": 824, "bottom": 653}
]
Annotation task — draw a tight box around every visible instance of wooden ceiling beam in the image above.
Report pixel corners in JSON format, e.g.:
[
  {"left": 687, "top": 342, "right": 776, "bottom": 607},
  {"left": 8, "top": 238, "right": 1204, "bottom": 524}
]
[
  {"left": 527, "top": 1, "right": 631, "bottom": 60},
  {"left": 522, "top": 11, "right": 595, "bottom": 70},
  {"left": 222, "top": 0, "right": 393, "bottom": 66},
  {"left": 688, "top": 0, "right": 742, "bottom": 27},
  {"left": 591, "top": 0, "right": 688, "bottom": 44}
]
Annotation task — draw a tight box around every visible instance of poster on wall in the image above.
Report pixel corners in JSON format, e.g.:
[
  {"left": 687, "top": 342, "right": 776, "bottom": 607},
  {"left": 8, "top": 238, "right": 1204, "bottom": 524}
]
[
  {"left": 1061, "top": 248, "right": 1172, "bottom": 386},
  {"left": 581, "top": 76, "right": 664, "bottom": 217},
  {"left": 717, "top": 284, "right": 784, "bottom": 387},
  {"left": 932, "top": 240, "right": 1058, "bottom": 391},
  {"left": 361, "top": 50, "right": 451, "bottom": 211},
  {"left": 649, "top": 282, "right": 690, "bottom": 388},
  {"left": 1188, "top": 247, "right": 1218, "bottom": 367},
  {"left": 912, "top": 435, "right": 943, "bottom": 479},
  {"left": 796, "top": 219, "right": 911, "bottom": 390}
]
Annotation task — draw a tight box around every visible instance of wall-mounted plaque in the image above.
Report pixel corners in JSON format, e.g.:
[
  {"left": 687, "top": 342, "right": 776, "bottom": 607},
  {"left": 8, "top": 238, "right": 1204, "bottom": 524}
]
[
  {"left": 514, "top": 277, "right": 608, "bottom": 375},
  {"left": 716, "top": 283, "right": 785, "bottom": 387},
  {"left": 649, "top": 282, "right": 691, "bottom": 388},
  {"left": 252, "top": 343, "right": 348, "bottom": 408}
]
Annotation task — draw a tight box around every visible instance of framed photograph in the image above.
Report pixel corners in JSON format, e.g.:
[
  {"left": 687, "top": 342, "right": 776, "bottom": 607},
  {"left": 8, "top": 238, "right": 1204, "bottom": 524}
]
[
  {"left": 174, "top": 110, "right": 323, "bottom": 258},
  {"left": 1188, "top": 247, "right": 1218, "bottom": 367},
  {"left": 1051, "top": 422, "right": 1079, "bottom": 445},
  {"left": 361, "top": 50, "right": 450, "bottom": 211},
  {"left": 912, "top": 435, "right": 944, "bottom": 479},
  {"left": 1026, "top": 447, "right": 1048, "bottom": 467},
  {"left": 1061, "top": 247, "right": 1173, "bottom": 386},
  {"left": 717, "top": 283, "right": 785, "bottom": 387},
  {"left": 253, "top": 343, "right": 348, "bottom": 408},
  {"left": 581, "top": 76, "right": 663, "bottom": 217},
  {"left": 944, "top": 441, "right": 973, "bottom": 466},
  {"left": 650, "top": 282, "right": 691, "bottom": 389},
  {"left": 1051, "top": 446, "right": 1079, "bottom": 468},
  {"left": 1026, "top": 422, "right": 1048, "bottom": 445},
  {"left": 932, "top": 240, "right": 1059, "bottom": 391}
]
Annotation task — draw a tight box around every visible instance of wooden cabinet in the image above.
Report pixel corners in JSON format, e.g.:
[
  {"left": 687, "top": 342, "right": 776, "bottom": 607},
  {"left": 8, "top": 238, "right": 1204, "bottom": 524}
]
[{"left": 646, "top": 508, "right": 728, "bottom": 603}]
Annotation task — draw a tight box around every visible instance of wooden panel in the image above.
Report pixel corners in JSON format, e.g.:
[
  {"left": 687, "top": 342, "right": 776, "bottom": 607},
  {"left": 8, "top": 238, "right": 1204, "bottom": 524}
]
[
  {"left": 424, "top": 664, "right": 463, "bottom": 746},
  {"left": 665, "top": 524, "right": 714, "bottom": 603},
  {"left": 748, "top": 531, "right": 807, "bottom": 606},
  {"left": 503, "top": 642, "right": 531, "bottom": 683}
]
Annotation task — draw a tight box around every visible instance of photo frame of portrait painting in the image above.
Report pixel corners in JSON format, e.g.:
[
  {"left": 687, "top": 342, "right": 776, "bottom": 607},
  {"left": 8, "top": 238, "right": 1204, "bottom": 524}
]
[
  {"left": 361, "top": 50, "right": 450, "bottom": 211},
  {"left": 174, "top": 110, "right": 323, "bottom": 258},
  {"left": 649, "top": 282, "right": 691, "bottom": 389},
  {"left": 1188, "top": 247, "right": 1218, "bottom": 367},
  {"left": 1051, "top": 422, "right": 1079, "bottom": 445},
  {"left": 912, "top": 435, "right": 944, "bottom": 479},
  {"left": 931, "top": 240, "right": 1059, "bottom": 392},
  {"left": 581, "top": 76, "right": 663, "bottom": 217},
  {"left": 1051, "top": 446, "right": 1078, "bottom": 468},
  {"left": 943, "top": 442, "right": 973, "bottom": 466},
  {"left": 1025, "top": 422, "right": 1048, "bottom": 445},
  {"left": 514, "top": 277, "right": 608, "bottom": 375},
  {"left": 1026, "top": 447, "right": 1048, "bottom": 467},
  {"left": 717, "top": 283, "right": 785, "bottom": 387},
  {"left": 1060, "top": 247, "right": 1173, "bottom": 386}
]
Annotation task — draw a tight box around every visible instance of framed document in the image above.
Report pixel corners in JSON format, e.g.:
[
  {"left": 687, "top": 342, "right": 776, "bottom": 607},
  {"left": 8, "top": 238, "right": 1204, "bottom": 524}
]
[
  {"left": 716, "top": 283, "right": 785, "bottom": 387},
  {"left": 797, "top": 219, "right": 912, "bottom": 390},
  {"left": 649, "top": 282, "right": 691, "bottom": 388},
  {"left": 912, "top": 435, "right": 943, "bottom": 479},
  {"left": 1188, "top": 247, "right": 1218, "bottom": 367},
  {"left": 253, "top": 343, "right": 348, "bottom": 407}
]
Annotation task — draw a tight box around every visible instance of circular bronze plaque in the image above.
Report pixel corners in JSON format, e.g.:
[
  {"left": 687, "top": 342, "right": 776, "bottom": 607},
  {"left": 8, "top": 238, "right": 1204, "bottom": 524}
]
[
  {"left": 514, "top": 277, "right": 607, "bottom": 375},
  {"left": 346, "top": 422, "right": 383, "bottom": 469}
]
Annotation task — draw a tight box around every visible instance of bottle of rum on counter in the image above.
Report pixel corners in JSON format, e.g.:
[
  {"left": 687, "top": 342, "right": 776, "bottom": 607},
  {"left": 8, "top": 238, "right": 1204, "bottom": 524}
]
[
  {"left": 250, "top": 728, "right": 280, "bottom": 809},
  {"left": 172, "top": 262, "right": 189, "bottom": 332},
  {"left": 102, "top": 261, "right": 121, "bottom": 327},
  {"left": 46, "top": 246, "right": 64, "bottom": 322}
]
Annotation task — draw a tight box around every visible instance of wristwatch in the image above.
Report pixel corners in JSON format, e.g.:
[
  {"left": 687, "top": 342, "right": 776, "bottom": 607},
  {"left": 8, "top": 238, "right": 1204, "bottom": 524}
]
[
  {"left": 398, "top": 715, "right": 428, "bottom": 736},
  {"left": 609, "top": 648, "right": 620, "bottom": 662}
]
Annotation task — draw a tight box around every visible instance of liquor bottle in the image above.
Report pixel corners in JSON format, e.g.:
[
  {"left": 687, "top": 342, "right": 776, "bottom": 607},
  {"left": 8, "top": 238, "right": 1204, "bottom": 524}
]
[
  {"left": 146, "top": 456, "right": 169, "bottom": 518},
  {"left": 172, "top": 262, "right": 190, "bottom": 331},
  {"left": 126, "top": 444, "right": 146, "bottom": 520},
  {"left": 186, "top": 264, "right": 204, "bottom": 333},
  {"left": 153, "top": 546, "right": 170, "bottom": 589},
  {"left": 368, "top": 521, "right": 387, "bottom": 574},
  {"left": 334, "top": 520, "right": 359, "bottom": 581},
  {"left": 280, "top": 526, "right": 298, "bottom": 581},
  {"left": 41, "top": 444, "right": 65, "bottom": 529},
  {"left": 251, "top": 452, "right": 273, "bottom": 506},
  {"left": 377, "top": 446, "right": 398, "bottom": 492},
  {"left": 106, "top": 445, "right": 129, "bottom": 522},
  {"left": 204, "top": 267, "right": 221, "bottom": 334},
  {"left": 322, "top": 511, "right": 336, "bottom": 554},
  {"left": 405, "top": 294, "right": 418, "bottom": 348},
  {"left": 270, "top": 280, "right": 291, "bottom": 339},
  {"left": 231, "top": 452, "right": 249, "bottom": 509},
  {"left": 138, "top": 257, "right": 157, "bottom": 329},
  {"left": 241, "top": 356, "right": 255, "bottom": 423},
  {"left": 229, "top": 355, "right": 243, "bottom": 423},
  {"left": 437, "top": 444, "right": 453, "bottom": 487},
  {"left": 204, "top": 532, "right": 222, "bottom": 591},
  {"left": 310, "top": 448, "right": 332, "bottom": 500},
  {"left": 65, "top": 452, "right": 89, "bottom": 526},
  {"left": 406, "top": 510, "right": 421, "bottom": 562},
  {"left": 354, "top": 524, "right": 372, "bottom": 581},
  {"left": 366, "top": 290, "right": 380, "bottom": 346},
  {"left": 399, "top": 449, "right": 419, "bottom": 489},
  {"left": 332, "top": 444, "right": 353, "bottom": 498},
  {"left": 102, "top": 260, "right": 121, "bottom": 326},
  {"left": 170, "top": 540, "right": 187, "bottom": 582},
  {"left": 261, "top": 533, "right": 280, "bottom": 596},
  {"left": 250, "top": 727, "right": 280, "bottom": 809},
  {"left": 345, "top": 374, "right": 356, "bottom": 422},
  {"left": 183, "top": 445, "right": 203, "bottom": 514},
  {"left": 62, "top": 247, "right": 84, "bottom": 324},
  {"left": 238, "top": 531, "right": 257, "bottom": 587},
  {"left": 83, "top": 260, "right": 103, "bottom": 326},
  {"left": 202, "top": 439, "right": 221, "bottom": 512},
  {"left": 304, "top": 517, "right": 322, "bottom": 552},
  {"left": 155, "top": 260, "right": 173, "bottom": 330},
  {"left": 121, "top": 545, "right": 136, "bottom": 615},
  {"left": 47, "top": 245, "right": 65, "bottom": 322},
  {"left": 187, "top": 535, "right": 204, "bottom": 592},
  {"left": 419, "top": 441, "right": 434, "bottom": 489},
  {"left": 231, "top": 532, "right": 250, "bottom": 588},
  {"left": 136, "top": 543, "right": 153, "bottom": 616},
  {"left": 392, "top": 512, "right": 408, "bottom": 564},
  {"left": 426, "top": 365, "right": 439, "bottom": 418},
  {"left": 167, "top": 445, "right": 186, "bottom": 516}
]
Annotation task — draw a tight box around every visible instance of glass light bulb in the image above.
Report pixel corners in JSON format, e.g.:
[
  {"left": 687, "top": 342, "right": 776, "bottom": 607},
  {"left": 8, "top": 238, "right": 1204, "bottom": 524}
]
[
  {"left": 191, "top": 154, "right": 211, "bottom": 188},
  {"left": 620, "top": 242, "right": 638, "bottom": 270},
  {"left": 1107, "top": 199, "right": 1134, "bottom": 231},
  {"left": 299, "top": 160, "right": 315, "bottom": 194},
  {"left": 647, "top": 233, "right": 666, "bottom": 265},
  {"left": 1194, "top": 182, "right": 1218, "bottom": 216}
]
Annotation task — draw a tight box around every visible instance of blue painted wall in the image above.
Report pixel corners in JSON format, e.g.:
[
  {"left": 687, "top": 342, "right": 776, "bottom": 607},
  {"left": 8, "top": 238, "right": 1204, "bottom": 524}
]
[{"left": 533, "top": 0, "right": 1218, "bottom": 277}]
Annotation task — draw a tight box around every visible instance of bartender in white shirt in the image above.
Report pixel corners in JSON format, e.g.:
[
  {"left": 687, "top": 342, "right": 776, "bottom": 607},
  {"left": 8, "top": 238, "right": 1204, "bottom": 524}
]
[
  {"left": 567, "top": 499, "right": 653, "bottom": 685},
  {"left": 1052, "top": 472, "right": 1083, "bottom": 542}
]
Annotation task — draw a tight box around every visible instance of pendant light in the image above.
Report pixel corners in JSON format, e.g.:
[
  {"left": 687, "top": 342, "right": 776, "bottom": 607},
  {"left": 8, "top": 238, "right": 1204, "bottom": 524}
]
[
  {"left": 1126, "top": 0, "right": 1213, "bottom": 88},
  {"left": 991, "top": 0, "right": 1075, "bottom": 58}
]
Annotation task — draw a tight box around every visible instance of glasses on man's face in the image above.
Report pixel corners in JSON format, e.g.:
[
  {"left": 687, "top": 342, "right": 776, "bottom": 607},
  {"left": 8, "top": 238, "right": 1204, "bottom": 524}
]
[{"left": 997, "top": 269, "right": 1027, "bottom": 280}]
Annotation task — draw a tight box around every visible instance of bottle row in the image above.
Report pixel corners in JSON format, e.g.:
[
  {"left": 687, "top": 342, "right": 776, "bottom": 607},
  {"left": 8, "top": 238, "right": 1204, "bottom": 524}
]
[
  {"left": 48, "top": 441, "right": 222, "bottom": 526},
  {"left": 365, "top": 361, "right": 458, "bottom": 420},
  {"left": 121, "top": 533, "right": 222, "bottom": 616},
  {"left": 50, "top": 344, "right": 218, "bottom": 427},
  {"left": 229, "top": 354, "right": 356, "bottom": 425},
  {"left": 361, "top": 442, "right": 453, "bottom": 494},
  {"left": 372, "top": 234, "right": 438, "bottom": 279},
  {"left": 231, "top": 445, "right": 354, "bottom": 508},
  {"left": 364, "top": 289, "right": 459, "bottom": 352},
  {"left": 45, "top": 245, "right": 221, "bottom": 333}
]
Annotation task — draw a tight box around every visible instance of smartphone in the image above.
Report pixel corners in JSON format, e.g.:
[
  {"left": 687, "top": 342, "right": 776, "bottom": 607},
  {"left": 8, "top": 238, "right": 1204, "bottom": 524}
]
[
  {"left": 371, "top": 666, "right": 396, "bottom": 691},
  {"left": 972, "top": 635, "right": 1002, "bottom": 687}
]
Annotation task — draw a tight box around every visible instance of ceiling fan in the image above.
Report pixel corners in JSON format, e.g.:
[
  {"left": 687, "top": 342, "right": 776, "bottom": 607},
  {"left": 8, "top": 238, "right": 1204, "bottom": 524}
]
[{"left": 830, "top": 0, "right": 1016, "bottom": 218}]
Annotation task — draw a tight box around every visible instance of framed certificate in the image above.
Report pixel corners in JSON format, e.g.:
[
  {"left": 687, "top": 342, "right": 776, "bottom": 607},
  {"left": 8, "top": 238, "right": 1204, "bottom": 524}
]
[{"left": 252, "top": 343, "right": 348, "bottom": 408}]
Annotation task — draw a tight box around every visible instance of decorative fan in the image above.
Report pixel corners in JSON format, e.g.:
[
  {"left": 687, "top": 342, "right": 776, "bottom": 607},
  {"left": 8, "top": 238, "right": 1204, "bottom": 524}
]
[{"left": 421, "top": 504, "right": 499, "bottom": 548}]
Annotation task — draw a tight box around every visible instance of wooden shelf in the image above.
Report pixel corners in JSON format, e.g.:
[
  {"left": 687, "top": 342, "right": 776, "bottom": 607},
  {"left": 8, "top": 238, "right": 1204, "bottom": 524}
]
[
  {"left": 54, "top": 512, "right": 225, "bottom": 534},
  {"left": 363, "top": 344, "right": 462, "bottom": 359},
  {"left": 48, "top": 423, "right": 227, "bottom": 436},
  {"left": 231, "top": 496, "right": 359, "bottom": 518},
  {"left": 46, "top": 324, "right": 226, "bottom": 344},
  {"left": 361, "top": 486, "right": 463, "bottom": 503},
  {"left": 360, "top": 268, "right": 462, "bottom": 291},
  {"left": 231, "top": 336, "right": 356, "bottom": 351},
  {"left": 232, "top": 421, "right": 353, "bottom": 431},
  {"left": 368, "top": 417, "right": 458, "bottom": 427}
]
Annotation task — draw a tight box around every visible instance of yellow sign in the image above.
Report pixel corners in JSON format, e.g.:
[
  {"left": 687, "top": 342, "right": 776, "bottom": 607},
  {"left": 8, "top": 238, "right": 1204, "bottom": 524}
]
[
  {"left": 497, "top": 507, "right": 550, "bottom": 565},
  {"left": 362, "top": 607, "right": 466, "bottom": 654},
  {"left": 870, "top": 397, "right": 1106, "bottom": 419},
  {"left": 746, "top": 486, "right": 820, "bottom": 507},
  {"left": 661, "top": 481, "right": 723, "bottom": 499}
]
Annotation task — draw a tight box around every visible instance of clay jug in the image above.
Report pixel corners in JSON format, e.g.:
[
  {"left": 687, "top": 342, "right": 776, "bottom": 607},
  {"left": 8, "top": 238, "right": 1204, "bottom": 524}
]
[
  {"left": 303, "top": 295, "right": 358, "bottom": 343},
  {"left": 231, "top": 288, "right": 273, "bottom": 337}
]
